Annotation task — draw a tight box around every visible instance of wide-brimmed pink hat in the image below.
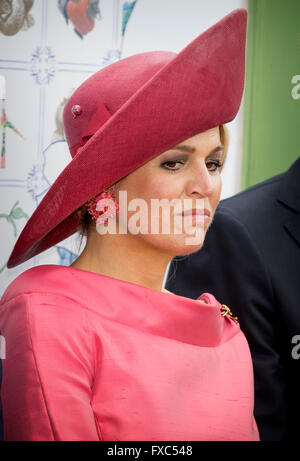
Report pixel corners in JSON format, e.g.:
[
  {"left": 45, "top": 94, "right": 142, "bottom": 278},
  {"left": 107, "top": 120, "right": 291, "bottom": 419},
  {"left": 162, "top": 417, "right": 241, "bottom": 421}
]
[{"left": 7, "top": 8, "right": 247, "bottom": 268}]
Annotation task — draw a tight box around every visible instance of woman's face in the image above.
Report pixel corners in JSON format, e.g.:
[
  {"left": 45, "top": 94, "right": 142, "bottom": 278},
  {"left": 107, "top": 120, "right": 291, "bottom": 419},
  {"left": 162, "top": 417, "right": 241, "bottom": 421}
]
[{"left": 114, "top": 126, "right": 224, "bottom": 256}]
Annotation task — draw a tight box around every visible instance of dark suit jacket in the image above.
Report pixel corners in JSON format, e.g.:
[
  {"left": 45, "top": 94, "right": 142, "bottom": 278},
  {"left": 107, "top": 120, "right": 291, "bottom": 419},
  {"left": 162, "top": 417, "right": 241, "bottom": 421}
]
[{"left": 165, "top": 157, "right": 300, "bottom": 441}]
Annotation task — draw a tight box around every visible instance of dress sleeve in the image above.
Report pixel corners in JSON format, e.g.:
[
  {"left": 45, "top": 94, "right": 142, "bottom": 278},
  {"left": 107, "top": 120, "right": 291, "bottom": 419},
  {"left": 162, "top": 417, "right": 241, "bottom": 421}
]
[{"left": 0, "top": 292, "right": 100, "bottom": 441}]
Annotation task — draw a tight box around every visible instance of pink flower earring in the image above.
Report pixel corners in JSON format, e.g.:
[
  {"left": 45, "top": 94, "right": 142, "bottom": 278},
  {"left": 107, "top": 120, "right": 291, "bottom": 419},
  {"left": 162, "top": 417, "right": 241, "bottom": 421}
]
[{"left": 87, "top": 186, "right": 119, "bottom": 225}]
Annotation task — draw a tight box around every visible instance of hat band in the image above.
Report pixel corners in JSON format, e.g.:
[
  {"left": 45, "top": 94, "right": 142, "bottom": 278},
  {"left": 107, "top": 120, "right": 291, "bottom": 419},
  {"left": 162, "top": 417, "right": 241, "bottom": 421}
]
[{"left": 69, "top": 102, "right": 112, "bottom": 157}]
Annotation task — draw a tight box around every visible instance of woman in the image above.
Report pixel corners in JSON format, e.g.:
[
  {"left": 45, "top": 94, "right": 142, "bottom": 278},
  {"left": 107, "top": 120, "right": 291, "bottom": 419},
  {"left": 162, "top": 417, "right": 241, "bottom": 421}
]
[{"left": 0, "top": 9, "right": 259, "bottom": 440}]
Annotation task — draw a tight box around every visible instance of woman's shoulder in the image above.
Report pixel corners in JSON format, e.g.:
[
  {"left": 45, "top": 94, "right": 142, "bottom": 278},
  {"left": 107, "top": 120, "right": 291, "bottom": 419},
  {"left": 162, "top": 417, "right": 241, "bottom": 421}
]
[
  {"left": 0, "top": 264, "right": 114, "bottom": 315},
  {"left": 0, "top": 265, "right": 76, "bottom": 305},
  {"left": 0, "top": 265, "right": 90, "bottom": 334}
]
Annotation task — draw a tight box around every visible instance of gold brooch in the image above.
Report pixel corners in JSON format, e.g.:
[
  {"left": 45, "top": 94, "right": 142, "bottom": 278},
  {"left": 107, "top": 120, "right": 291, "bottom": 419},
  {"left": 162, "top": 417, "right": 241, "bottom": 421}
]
[{"left": 220, "top": 304, "right": 239, "bottom": 324}]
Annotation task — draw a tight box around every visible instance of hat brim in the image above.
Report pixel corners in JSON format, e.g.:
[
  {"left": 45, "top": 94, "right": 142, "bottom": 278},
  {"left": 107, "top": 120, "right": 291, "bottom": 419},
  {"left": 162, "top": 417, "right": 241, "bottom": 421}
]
[{"left": 7, "top": 8, "right": 247, "bottom": 268}]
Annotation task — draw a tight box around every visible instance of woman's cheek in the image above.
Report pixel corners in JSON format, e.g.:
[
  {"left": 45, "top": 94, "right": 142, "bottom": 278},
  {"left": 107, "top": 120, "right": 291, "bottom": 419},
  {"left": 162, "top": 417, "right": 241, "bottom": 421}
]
[
  {"left": 216, "top": 175, "right": 222, "bottom": 197},
  {"left": 211, "top": 175, "right": 222, "bottom": 208}
]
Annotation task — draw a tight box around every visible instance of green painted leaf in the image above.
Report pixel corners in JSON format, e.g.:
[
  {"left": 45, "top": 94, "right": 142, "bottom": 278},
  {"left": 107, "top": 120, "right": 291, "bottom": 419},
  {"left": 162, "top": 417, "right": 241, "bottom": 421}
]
[{"left": 11, "top": 207, "right": 28, "bottom": 220}]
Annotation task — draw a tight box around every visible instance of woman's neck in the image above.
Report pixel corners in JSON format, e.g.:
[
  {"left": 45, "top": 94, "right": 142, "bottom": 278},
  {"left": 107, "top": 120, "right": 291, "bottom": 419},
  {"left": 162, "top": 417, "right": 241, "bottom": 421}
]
[{"left": 71, "top": 230, "right": 173, "bottom": 293}]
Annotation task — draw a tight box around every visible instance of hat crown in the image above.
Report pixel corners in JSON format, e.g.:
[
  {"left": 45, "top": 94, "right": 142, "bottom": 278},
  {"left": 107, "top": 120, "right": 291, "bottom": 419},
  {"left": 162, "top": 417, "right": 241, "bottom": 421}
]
[{"left": 63, "top": 51, "right": 176, "bottom": 150}]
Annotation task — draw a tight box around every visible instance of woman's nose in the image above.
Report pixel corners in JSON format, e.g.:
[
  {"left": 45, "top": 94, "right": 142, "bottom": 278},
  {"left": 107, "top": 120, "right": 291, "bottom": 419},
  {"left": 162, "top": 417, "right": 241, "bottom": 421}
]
[{"left": 185, "top": 165, "right": 215, "bottom": 198}]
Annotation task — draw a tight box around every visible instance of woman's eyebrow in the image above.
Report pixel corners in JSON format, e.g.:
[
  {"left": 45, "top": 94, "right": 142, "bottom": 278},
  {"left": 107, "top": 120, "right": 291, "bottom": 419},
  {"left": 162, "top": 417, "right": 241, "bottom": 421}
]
[{"left": 168, "top": 144, "right": 224, "bottom": 154}]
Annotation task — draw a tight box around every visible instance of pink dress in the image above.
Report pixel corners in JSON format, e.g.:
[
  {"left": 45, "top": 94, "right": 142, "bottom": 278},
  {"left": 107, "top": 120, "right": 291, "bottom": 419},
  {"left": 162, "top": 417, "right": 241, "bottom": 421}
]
[{"left": 0, "top": 265, "right": 259, "bottom": 441}]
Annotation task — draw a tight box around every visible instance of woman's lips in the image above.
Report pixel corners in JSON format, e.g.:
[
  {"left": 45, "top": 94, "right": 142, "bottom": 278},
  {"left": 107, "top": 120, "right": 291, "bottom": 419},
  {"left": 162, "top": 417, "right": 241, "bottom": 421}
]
[
  {"left": 180, "top": 208, "right": 210, "bottom": 217},
  {"left": 175, "top": 208, "right": 211, "bottom": 225}
]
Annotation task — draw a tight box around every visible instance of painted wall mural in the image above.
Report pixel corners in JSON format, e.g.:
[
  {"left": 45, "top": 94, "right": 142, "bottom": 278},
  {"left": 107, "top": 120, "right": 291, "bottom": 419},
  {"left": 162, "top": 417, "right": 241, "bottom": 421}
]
[
  {"left": 1, "top": 106, "right": 24, "bottom": 168},
  {"left": 0, "top": 0, "right": 35, "bottom": 36},
  {"left": 0, "top": 200, "right": 28, "bottom": 273},
  {"left": 57, "top": 0, "right": 101, "bottom": 39}
]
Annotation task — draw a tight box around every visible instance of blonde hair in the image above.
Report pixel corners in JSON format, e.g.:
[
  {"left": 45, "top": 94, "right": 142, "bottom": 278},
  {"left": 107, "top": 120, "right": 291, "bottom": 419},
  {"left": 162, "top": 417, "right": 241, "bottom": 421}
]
[{"left": 219, "top": 124, "right": 229, "bottom": 168}]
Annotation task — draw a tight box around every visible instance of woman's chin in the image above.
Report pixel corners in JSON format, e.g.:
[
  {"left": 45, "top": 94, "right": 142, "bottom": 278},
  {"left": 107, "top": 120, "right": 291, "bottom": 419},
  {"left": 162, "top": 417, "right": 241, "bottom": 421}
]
[
  {"left": 171, "top": 240, "right": 205, "bottom": 257},
  {"left": 142, "top": 233, "right": 206, "bottom": 257}
]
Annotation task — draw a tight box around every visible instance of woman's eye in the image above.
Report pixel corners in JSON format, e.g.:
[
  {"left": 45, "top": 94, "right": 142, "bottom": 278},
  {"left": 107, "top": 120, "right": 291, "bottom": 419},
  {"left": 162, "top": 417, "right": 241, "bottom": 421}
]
[
  {"left": 206, "top": 160, "right": 223, "bottom": 172},
  {"left": 161, "top": 160, "right": 184, "bottom": 171},
  {"left": 161, "top": 159, "right": 223, "bottom": 173}
]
